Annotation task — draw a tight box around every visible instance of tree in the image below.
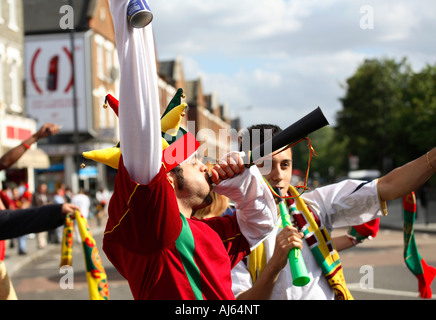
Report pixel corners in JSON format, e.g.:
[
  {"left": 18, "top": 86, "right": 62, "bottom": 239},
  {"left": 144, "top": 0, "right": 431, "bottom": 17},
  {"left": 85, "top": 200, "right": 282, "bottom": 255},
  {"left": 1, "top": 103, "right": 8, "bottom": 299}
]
[
  {"left": 335, "top": 57, "right": 412, "bottom": 173},
  {"left": 297, "top": 57, "right": 436, "bottom": 185},
  {"left": 396, "top": 63, "right": 436, "bottom": 164},
  {"left": 292, "top": 126, "right": 348, "bottom": 185}
]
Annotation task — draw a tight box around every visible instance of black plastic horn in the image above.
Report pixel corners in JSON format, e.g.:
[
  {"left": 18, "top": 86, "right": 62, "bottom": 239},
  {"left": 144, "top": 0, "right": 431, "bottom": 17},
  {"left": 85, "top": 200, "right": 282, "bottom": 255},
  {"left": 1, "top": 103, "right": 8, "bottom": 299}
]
[{"left": 247, "top": 107, "right": 329, "bottom": 164}]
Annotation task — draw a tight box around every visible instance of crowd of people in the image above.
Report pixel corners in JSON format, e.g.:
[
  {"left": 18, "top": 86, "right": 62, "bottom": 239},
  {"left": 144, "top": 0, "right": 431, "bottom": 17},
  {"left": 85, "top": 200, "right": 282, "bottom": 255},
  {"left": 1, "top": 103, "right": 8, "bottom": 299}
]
[
  {"left": 0, "top": 182, "right": 109, "bottom": 255},
  {"left": 0, "top": 122, "right": 111, "bottom": 300}
]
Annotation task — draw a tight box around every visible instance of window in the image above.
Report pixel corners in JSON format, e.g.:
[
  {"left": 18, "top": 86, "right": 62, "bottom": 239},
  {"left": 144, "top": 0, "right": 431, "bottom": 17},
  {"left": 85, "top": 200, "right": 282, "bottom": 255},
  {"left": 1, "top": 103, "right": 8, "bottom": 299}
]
[
  {"left": 94, "top": 34, "right": 105, "bottom": 80},
  {"left": 0, "top": 0, "right": 4, "bottom": 24},
  {"left": 95, "top": 86, "right": 108, "bottom": 129},
  {"left": 105, "top": 41, "right": 114, "bottom": 82},
  {"left": 7, "top": 0, "right": 18, "bottom": 31},
  {"left": 7, "top": 46, "right": 22, "bottom": 112},
  {"left": 9, "top": 59, "right": 21, "bottom": 111}
]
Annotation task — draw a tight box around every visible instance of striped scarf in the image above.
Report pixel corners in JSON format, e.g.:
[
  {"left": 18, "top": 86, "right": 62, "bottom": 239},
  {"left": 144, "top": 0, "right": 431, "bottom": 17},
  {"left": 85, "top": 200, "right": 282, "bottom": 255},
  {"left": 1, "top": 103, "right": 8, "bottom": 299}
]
[
  {"left": 403, "top": 192, "right": 436, "bottom": 299},
  {"left": 248, "top": 185, "right": 353, "bottom": 300},
  {"left": 288, "top": 185, "right": 353, "bottom": 300},
  {"left": 61, "top": 211, "right": 109, "bottom": 300}
]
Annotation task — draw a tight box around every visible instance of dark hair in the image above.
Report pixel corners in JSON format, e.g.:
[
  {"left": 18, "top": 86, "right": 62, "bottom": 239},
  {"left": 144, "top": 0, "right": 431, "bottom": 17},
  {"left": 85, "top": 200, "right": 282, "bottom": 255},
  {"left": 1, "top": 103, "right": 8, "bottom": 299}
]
[{"left": 239, "top": 124, "right": 283, "bottom": 151}]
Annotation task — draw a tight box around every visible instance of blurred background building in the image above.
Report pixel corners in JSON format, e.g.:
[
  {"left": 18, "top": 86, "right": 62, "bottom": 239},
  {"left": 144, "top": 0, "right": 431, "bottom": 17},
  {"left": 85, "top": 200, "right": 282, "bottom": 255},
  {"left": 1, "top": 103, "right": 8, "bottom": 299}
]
[{"left": 0, "top": 0, "right": 238, "bottom": 196}]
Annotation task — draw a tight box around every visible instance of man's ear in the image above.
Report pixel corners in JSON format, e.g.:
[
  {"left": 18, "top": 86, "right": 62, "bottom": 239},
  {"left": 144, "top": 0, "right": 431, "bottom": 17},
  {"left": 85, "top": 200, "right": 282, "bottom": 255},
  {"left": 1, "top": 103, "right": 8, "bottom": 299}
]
[{"left": 166, "top": 171, "right": 176, "bottom": 189}]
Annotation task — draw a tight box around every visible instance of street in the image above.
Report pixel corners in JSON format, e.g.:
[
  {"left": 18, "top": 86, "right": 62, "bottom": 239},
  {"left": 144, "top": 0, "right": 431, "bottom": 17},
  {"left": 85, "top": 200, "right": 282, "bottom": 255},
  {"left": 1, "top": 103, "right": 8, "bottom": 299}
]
[
  {"left": 334, "top": 227, "right": 436, "bottom": 300},
  {"left": 8, "top": 230, "right": 133, "bottom": 300},
  {"left": 5, "top": 221, "right": 436, "bottom": 300}
]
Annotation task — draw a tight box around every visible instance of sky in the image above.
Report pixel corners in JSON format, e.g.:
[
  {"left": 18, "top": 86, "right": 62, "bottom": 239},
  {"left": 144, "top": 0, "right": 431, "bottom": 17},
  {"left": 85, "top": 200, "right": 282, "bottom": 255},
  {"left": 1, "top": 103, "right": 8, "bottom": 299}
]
[{"left": 149, "top": 0, "right": 436, "bottom": 130}]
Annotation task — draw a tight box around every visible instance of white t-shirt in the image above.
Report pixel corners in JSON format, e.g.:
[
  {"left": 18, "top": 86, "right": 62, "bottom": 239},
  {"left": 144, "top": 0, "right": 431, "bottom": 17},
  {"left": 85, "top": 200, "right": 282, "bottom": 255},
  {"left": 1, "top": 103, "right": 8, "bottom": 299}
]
[
  {"left": 71, "top": 194, "right": 91, "bottom": 219},
  {"left": 231, "top": 179, "right": 387, "bottom": 300}
]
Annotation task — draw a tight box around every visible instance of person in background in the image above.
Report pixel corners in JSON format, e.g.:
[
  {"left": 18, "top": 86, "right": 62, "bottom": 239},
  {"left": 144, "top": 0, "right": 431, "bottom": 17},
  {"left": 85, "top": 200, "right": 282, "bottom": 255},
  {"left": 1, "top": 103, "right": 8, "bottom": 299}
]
[
  {"left": 50, "top": 186, "right": 66, "bottom": 244},
  {"left": 9, "top": 186, "right": 32, "bottom": 255},
  {"left": 0, "top": 182, "right": 13, "bottom": 210},
  {"left": 71, "top": 189, "right": 90, "bottom": 220},
  {"left": 32, "top": 183, "right": 51, "bottom": 249},
  {"left": 0, "top": 123, "right": 78, "bottom": 300},
  {"left": 71, "top": 189, "right": 91, "bottom": 242},
  {"left": 64, "top": 186, "right": 73, "bottom": 203},
  {"left": 232, "top": 123, "right": 434, "bottom": 300},
  {"left": 95, "top": 187, "right": 110, "bottom": 226}
]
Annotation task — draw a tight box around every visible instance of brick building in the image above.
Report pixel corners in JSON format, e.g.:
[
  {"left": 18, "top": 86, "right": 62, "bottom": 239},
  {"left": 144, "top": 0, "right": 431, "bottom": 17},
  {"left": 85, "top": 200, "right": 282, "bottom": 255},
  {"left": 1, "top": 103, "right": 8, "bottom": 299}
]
[{"left": 20, "top": 0, "right": 234, "bottom": 193}]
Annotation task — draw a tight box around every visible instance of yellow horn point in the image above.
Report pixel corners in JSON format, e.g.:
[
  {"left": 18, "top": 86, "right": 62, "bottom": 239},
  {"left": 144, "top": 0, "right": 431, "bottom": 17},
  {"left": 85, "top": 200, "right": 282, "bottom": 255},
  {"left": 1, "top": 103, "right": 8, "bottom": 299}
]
[
  {"left": 161, "top": 103, "right": 187, "bottom": 135},
  {"left": 82, "top": 147, "right": 121, "bottom": 169}
]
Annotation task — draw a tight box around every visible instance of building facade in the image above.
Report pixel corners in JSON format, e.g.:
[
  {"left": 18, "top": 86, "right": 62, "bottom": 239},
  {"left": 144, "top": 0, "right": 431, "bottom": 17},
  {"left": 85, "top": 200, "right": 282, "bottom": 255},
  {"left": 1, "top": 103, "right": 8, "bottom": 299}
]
[
  {"left": 184, "top": 78, "right": 233, "bottom": 163},
  {"left": 0, "top": 0, "right": 49, "bottom": 192},
  {"left": 24, "top": 0, "right": 120, "bottom": 193},
  {"left": 21, "top": 0, "right": 234, "bottom": 194}
]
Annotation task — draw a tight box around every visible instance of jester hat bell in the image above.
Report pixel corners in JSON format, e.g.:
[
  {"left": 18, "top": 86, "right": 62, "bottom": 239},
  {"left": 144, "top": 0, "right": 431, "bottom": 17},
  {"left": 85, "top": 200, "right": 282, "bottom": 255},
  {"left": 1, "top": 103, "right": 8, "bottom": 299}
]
[{"left": 82, "top": 88, "right": 199, "bottom": 172}]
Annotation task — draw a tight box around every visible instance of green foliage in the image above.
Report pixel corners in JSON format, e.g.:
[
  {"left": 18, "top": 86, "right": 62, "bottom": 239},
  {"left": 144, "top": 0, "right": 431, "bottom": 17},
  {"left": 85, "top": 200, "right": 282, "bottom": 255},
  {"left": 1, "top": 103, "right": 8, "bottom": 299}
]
[
  {"left": 292, "top": 126, "right": 348, "bottom": 184},
  {"left": 335, "top": 57, "right": 436, "bottom": 175},
  {"left": 304, "top": 57, "right": 436, "bottom": 184},
  {"left": 400, "top": 64, "right": 436, "bottom": 160}
]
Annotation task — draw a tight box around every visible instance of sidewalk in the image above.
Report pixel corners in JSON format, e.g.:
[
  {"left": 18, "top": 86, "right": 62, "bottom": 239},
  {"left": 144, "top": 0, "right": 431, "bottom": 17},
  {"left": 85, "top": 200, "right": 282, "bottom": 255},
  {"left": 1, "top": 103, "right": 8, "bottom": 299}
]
[{"left": 3, "top": 216, "right": 106, "bottom": 277}]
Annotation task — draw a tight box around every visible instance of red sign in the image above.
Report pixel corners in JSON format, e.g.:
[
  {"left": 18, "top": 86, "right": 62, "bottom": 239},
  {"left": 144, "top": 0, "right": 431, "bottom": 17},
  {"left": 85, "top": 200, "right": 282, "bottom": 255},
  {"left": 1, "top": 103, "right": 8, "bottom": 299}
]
[{"left": 6, "top": 126, "right": 32, "bottom": 140}]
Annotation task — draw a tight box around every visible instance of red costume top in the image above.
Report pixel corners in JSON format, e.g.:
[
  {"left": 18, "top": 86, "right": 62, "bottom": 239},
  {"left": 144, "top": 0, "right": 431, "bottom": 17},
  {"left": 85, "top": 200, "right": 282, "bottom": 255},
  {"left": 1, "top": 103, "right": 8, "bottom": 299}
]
[
  {"left": 103, "top": 157, "right": 250, "bottom": 300},
  {"left": 98, "top": 0, "right": 276, "bottom": 300}
]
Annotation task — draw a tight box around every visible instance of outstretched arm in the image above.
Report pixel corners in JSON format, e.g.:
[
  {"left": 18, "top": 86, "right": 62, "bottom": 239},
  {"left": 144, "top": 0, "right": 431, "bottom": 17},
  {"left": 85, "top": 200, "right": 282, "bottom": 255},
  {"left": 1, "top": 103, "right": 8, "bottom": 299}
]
[
  {"left": 0, "top": 123, "right": 59, "bottom": 170},
  {"left": 378, "top": 148, "right": 436, "bottom": 202},
  {"left": 109, "top": 0, "right": 162, "bottom": 185},
  {"left": 0, "top": 203, "right": 79, "bottom": 240}
]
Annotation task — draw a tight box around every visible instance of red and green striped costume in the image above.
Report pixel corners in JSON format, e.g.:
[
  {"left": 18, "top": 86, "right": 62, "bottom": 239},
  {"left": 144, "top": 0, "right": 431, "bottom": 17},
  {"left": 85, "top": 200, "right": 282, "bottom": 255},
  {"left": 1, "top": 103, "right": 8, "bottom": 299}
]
[{"left": 103, "top": 157, "right": 250, "bottom": 300}]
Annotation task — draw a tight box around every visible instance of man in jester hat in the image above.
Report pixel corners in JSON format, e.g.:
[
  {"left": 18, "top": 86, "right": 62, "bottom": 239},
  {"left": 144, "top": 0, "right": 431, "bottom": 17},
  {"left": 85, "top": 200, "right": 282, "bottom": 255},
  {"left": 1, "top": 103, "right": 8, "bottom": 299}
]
[
  {"left": 81, "top": 0, "right": 302, "bottom": 300},
  {"left": 231, "top": 124, "right": 436, "bottom": 300}
]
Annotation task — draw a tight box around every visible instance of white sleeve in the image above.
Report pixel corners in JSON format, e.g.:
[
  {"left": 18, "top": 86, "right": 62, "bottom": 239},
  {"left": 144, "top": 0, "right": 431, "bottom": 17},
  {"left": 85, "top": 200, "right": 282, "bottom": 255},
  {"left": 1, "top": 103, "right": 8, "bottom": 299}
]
[
  {"left": 302, "top": 179, "right": 387, "bottom": 229},
  {"left": 109, "top": 0, "right": 162, "bottom": 185},
  {"left": 213, "top": 152, "right": 277, "bottom": 250},
  {"left": 231, "top": 261, "right": 253, "bottom": 298}
]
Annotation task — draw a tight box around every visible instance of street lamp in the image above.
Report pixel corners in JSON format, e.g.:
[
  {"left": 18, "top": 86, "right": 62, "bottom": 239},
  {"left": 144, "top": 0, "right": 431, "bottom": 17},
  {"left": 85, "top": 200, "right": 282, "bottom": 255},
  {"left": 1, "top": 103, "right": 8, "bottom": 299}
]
[{"left": 69, "top": 0, "right": 80, "bottom": 193}]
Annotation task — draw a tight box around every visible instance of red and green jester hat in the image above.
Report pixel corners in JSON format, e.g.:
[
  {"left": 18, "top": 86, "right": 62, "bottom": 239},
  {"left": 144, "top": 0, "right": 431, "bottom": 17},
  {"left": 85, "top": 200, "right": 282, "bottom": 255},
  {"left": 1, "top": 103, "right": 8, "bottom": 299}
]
[{"left": 82, "top": 88, "right": 199, "bottom": 172}]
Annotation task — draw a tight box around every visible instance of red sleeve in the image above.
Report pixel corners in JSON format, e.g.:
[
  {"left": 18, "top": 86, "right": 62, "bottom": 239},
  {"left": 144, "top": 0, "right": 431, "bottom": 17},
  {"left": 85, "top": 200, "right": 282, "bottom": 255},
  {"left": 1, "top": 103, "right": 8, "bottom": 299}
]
[
  {"left": 104, "top": 156, "right": 181, "bottom": 255},
  {"left": 0, "top": 241, "right": 5, "bottom": 261},
  {"left": 0, "top": 192, "right": 12, "bottom": 209},
  {"left": 193, "top": 214, "right": 250, "bottom": 268}
]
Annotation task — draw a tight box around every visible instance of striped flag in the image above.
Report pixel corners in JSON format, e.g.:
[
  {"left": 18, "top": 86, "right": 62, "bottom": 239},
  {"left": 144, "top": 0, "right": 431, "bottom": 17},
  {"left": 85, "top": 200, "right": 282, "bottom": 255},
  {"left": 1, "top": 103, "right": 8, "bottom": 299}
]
[
  {"left": 61, "top": 211, "right": 110, "bottom": 300},
  {"left": 403, "top": 192, "right": 436, "bottom": 299},
  {"left": 75, "top": 210, "right": 110, "bottom": 300},
  {"left": 60, "top": 213, "right": 74, "bottom": 267}
]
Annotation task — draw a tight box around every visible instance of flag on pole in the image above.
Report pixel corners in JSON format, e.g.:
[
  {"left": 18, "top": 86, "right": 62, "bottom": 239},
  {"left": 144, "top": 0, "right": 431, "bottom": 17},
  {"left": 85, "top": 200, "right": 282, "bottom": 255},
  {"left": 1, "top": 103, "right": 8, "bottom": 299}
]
[{"left": 403, "top": 192, "right": 436, "bottom": 299}]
